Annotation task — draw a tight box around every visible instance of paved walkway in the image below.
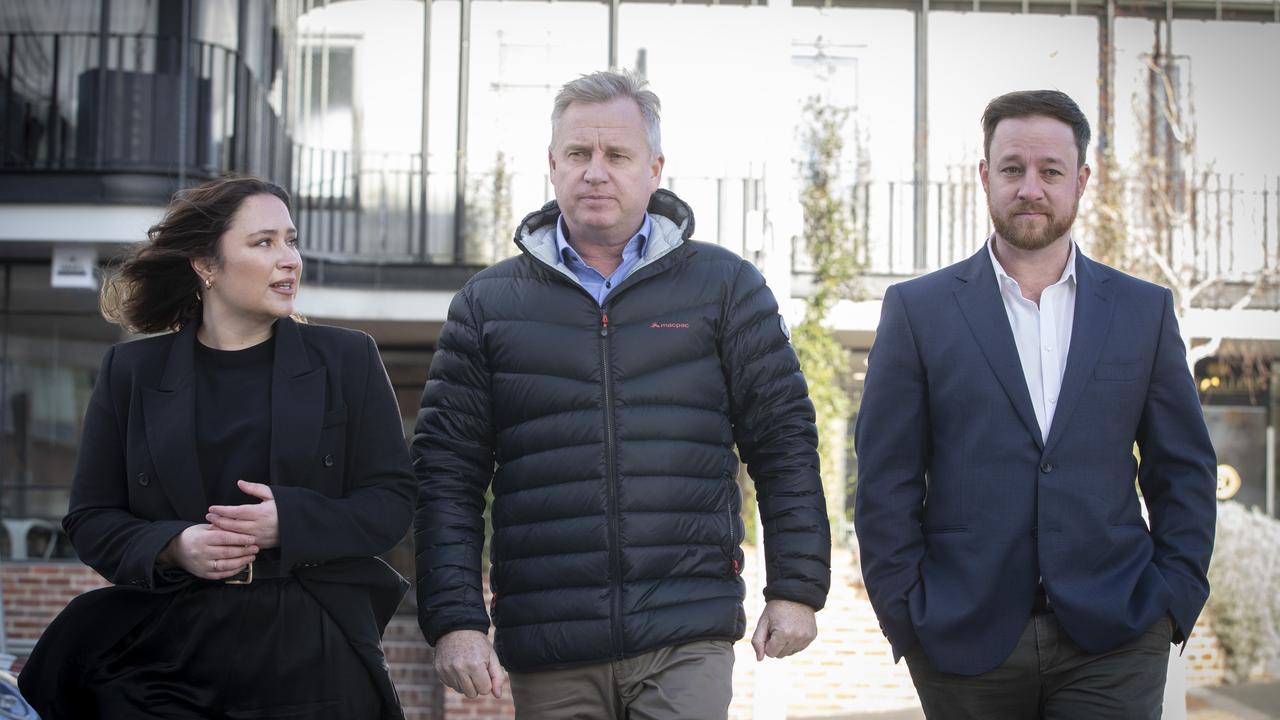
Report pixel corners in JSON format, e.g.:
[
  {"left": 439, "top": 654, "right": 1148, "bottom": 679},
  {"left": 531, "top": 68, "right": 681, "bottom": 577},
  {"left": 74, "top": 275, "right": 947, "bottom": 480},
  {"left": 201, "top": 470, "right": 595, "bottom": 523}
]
[
  {"left": 1189, "top": 680, "right": 1280, "bottom": 720},
  {"left": 810, "top": 681, "right": 1280, "bottom": 720}
]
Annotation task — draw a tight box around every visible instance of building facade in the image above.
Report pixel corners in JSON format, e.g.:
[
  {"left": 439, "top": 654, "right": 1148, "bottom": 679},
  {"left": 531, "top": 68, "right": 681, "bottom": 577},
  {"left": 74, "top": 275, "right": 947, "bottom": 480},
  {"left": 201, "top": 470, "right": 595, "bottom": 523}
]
[{"left": 2, "top": 1, "right": 1277, "bottom": 717}]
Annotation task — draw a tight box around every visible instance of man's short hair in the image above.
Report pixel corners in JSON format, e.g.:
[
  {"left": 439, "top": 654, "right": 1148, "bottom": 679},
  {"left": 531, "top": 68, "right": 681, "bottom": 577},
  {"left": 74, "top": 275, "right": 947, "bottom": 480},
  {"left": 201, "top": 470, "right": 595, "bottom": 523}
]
[
  {"left": 981, "top": 90, "right": 1091, "bottom": 168},
  {"left": 551, "top": 70, "right": 662, "bottom": 159}
]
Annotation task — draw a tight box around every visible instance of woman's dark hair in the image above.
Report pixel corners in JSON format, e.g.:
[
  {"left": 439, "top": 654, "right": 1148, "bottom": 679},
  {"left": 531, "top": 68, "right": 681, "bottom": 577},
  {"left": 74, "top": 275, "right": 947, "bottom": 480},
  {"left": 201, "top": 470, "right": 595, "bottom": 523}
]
[
  {"left": 981, "top": 90, "right": 1091, "bottom": 168},
  {"left": 101, "top": 176, "right": 292, "bottom": 333}
]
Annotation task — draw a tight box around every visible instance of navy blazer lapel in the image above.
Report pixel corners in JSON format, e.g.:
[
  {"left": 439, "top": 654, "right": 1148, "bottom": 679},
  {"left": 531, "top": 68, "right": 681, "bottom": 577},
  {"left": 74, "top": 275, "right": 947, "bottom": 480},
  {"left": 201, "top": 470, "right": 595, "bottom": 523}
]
[
  {"left": 952, "top": 246, "right": 1044, "bottom": 449},
  {"left": 270, "top": 318, "right": 326, "bottom": 488},
  {"left": 141, "top": 322, "right": 210, "bottom": 520},
  {"left": 1043, "top": 252, "right": 1115, "bottom": 455}
]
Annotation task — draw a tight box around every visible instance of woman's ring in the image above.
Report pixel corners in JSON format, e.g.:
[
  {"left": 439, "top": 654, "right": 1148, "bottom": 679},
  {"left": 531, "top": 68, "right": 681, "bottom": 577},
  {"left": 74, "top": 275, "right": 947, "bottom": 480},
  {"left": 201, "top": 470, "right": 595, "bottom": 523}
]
[{"left": 213, "top": 559, "right": 220, "bottom": 572}]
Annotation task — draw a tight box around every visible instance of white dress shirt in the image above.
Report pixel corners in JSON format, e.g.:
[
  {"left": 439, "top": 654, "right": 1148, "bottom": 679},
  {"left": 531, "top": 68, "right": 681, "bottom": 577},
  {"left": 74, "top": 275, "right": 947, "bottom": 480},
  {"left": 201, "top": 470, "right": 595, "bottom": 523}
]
[{"left": 987, "top": 239, "right": 1077, "bottom": 443}]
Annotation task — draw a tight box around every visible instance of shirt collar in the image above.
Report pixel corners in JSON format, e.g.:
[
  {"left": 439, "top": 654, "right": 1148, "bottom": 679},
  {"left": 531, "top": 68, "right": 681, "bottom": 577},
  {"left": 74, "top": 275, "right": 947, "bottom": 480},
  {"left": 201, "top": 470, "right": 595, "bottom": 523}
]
[
  {"left": 556, "top": 214, "right": 651, "bottom": 269},
  {"left": 987, "top": 236, "right": 1077, "bottom": 289}
]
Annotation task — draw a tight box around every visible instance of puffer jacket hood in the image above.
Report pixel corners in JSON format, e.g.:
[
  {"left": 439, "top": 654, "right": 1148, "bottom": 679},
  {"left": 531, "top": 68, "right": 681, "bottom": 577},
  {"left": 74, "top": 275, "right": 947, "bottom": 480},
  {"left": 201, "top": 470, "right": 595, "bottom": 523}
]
[
  {"left": 414, "top": 189, "right": 830, "bottom": 672},
  {"left": 515, "top": 188, "right": 695, "bottom": 277}
]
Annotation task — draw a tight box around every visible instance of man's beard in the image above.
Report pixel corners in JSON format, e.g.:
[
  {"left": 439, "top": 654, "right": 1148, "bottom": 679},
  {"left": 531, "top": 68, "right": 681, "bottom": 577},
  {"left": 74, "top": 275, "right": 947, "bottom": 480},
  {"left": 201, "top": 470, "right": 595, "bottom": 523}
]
[{"left": 988, "top": 195, "right": 1078, "bottom": 251}]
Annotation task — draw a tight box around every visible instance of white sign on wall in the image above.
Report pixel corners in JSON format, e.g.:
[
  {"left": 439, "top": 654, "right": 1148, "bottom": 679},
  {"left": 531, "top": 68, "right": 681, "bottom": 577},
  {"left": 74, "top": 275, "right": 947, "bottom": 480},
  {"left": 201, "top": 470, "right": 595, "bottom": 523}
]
[{"left": 51, "top": 245, "right": 98, "bottom": 289}]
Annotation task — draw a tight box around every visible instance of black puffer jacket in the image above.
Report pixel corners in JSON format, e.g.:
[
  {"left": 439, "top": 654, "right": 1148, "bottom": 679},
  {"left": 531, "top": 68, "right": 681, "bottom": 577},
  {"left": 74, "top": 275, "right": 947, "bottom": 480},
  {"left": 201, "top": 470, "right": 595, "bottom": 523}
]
[{"left": 414, "top": 189, "right": 830, "bottom": 672}]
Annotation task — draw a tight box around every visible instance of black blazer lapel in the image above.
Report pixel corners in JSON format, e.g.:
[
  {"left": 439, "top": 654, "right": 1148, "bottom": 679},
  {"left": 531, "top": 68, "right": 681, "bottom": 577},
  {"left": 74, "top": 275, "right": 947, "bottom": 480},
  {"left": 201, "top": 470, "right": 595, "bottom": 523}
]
[
  {"left": 270, "top": 318, "right": 327, "bottom": 488},
  {"left": 952, "top": 246, "right": 1044, "bottom": 449},
  {"left": 141, "top": 322, "right": 210, "bottom": 520},
  {"left": 1043, "top": 252, "right": 1116, "bottom": 455}
]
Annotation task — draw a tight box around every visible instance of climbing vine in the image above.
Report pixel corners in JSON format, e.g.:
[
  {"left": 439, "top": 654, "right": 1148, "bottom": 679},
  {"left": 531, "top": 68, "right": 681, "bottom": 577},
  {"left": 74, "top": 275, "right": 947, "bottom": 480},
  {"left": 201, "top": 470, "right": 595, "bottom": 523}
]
[{"left": 791, "top": 95, "right": 867, "bottom": 540}]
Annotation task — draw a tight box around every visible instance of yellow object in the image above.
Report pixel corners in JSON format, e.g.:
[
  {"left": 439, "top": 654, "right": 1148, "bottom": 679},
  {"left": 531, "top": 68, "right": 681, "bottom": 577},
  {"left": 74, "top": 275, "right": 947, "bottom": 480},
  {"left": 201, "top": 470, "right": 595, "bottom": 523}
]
[{"left": 1216, "top": 464, "right": 1242, "bottom": 500}]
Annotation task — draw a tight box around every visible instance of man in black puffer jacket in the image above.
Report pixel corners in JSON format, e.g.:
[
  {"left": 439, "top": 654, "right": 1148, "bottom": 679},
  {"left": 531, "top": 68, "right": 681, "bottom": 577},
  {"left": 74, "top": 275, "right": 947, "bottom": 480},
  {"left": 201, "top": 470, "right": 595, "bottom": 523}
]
[{"left": 413, "top": 70, "right": 831, "bottom": 718}]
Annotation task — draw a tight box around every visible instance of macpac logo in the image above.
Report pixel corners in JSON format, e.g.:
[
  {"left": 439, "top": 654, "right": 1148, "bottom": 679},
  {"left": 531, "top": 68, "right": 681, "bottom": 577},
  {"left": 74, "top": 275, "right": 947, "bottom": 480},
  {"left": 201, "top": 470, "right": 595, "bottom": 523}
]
[{"left": 649, "top": 322, "right": 690, "bottom": 329}]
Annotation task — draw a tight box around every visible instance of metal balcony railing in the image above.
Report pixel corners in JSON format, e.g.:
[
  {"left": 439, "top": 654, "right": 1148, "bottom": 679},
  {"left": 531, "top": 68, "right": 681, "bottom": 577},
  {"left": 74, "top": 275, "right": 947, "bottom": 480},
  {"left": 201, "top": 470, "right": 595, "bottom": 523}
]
[
  {"left": 0, "top": 31, "right": 289, "bottom": 183},
  {"left": 792, "top": 174, "right": 1280, "bottom": 306},
  {"left": 292, "top": 150, "right": 768, "bottom": 269}
]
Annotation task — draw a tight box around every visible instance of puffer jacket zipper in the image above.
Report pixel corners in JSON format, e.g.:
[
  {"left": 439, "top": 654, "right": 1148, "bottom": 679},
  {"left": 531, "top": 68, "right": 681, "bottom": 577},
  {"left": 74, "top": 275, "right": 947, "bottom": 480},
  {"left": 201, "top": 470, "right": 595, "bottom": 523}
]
[
  {"left": 505, "top": 252, "right": 662, "bottom": 661},
  {"left": 599, "top": 309, "right": 624, "bottom": 658}
]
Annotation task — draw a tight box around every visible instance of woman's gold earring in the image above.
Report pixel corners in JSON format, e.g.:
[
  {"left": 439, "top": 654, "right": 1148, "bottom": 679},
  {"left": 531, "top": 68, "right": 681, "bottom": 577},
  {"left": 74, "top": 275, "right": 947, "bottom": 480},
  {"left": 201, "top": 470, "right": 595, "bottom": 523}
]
[{"left": 205, "top": 278, "right": 213, "bottom": 289}]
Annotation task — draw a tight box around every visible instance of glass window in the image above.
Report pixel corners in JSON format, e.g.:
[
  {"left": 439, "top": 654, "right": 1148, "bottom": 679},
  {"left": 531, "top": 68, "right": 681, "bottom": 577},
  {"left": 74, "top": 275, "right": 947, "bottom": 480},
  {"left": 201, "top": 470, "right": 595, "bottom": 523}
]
[
  {"left": 301, "top": 44, "right": 355, "bottom": 150},
  {"left": 0, "top": 262, "right": 116, "bottom": 561}
]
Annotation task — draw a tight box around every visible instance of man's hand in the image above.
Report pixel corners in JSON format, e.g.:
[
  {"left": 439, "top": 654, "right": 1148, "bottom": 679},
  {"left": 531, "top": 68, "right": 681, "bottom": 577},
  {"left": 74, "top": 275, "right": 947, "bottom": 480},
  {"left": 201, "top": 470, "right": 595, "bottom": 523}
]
[
  {"left": 207, "top": 479, "right": 280, "bottom": 549},
  {"left": 434, "top": 629, "right": 507, "bottom": 699},
  {"left": 159, "top": 524, "right": 258, "bottom": 580},
  {"left": 752, "top": 599, "right": 818, "bottom": 661}
]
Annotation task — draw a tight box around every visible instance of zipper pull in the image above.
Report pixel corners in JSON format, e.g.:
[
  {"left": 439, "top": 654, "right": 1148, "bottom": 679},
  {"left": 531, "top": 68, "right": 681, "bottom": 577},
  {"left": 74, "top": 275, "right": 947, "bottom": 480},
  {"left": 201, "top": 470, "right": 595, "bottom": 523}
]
[{"left": 601, "top": 313, "right": 609, "bottom": 337}]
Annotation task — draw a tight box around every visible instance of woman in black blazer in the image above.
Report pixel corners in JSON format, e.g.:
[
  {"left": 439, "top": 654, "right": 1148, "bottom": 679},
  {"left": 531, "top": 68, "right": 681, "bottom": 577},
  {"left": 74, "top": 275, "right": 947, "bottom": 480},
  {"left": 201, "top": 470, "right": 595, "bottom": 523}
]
[{"left": 19, "top": 176, "right": 415, "bottom": 719}]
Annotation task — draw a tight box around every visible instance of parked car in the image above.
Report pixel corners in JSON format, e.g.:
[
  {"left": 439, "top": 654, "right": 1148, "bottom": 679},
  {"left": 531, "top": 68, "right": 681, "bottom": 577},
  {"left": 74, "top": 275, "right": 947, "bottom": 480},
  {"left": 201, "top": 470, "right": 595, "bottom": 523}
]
[{"left": 0, "top": 669, "right": 38, "bottom": 719}]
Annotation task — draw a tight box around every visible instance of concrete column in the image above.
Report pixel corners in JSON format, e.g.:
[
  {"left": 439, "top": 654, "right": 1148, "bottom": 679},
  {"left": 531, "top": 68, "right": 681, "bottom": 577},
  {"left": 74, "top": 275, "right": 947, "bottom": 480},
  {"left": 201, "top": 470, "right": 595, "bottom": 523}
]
[
  {"left": 453, "top": 0, "right": 471, "bottom": 263},
  {"left": 913, "top": 0, "right": 929, "bottom": 272}
]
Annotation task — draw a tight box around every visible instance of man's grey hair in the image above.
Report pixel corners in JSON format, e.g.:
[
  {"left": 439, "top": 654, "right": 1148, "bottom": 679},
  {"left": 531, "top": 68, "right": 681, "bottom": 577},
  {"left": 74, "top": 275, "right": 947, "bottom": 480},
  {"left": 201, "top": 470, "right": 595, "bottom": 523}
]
[{"left": 550, "top": 70, "right": 662, "bottom": 159}]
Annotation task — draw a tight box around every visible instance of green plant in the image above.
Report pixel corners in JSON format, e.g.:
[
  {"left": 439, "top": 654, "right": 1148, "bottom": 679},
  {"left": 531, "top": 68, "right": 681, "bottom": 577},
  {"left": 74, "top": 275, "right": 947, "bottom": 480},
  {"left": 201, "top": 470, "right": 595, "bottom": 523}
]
[
  {"left": 791, "top": 95, "right": 866, "bottom": 542},
  {"left": 1083, "top": 147, "right": 1129, "bottom": 270},
  {"left": 465, "top": 150, "right": 514, "bottom": 264}
]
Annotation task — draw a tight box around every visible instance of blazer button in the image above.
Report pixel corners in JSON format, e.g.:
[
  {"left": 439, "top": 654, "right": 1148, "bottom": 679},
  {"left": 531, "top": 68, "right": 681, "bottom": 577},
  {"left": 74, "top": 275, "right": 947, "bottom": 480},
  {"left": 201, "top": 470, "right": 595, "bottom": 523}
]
[
  {"left": 322, "top": 454, "right": 335, "bottom": 468},
  {"left": 137, "top": 473, "right": 151, "bottom": 487},
  {"left": 1040, "top": 462, "right": 1055, "bottom": 474}
]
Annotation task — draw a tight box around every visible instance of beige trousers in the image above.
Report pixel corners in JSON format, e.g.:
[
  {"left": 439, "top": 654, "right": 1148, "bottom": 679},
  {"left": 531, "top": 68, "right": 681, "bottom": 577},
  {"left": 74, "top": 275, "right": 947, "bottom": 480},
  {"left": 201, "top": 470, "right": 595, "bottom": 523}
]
[{"left": 507, "top": 639, "right": 735, "bottom": 720}]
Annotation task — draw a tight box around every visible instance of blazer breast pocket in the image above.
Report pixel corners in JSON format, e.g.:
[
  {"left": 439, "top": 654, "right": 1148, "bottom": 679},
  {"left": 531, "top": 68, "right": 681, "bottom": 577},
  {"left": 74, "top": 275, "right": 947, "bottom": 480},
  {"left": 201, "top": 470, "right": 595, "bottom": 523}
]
[{"left": 1094, "top": 359, "right": 1145, "bottom": 382}]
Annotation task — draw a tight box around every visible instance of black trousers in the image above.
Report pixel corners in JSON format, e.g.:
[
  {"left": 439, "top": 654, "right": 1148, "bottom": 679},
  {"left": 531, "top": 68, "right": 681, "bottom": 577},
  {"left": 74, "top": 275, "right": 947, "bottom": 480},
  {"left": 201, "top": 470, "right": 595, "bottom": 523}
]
[{"left": 906, "top": 612, "right": 1173, "bottom": 720}]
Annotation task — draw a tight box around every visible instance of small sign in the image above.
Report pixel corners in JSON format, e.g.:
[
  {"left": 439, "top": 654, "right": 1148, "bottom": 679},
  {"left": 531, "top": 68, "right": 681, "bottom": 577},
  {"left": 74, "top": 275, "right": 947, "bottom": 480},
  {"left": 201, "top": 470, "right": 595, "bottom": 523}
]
[{"left": 51, "top": 246, "right": 98, "bottom": 289}]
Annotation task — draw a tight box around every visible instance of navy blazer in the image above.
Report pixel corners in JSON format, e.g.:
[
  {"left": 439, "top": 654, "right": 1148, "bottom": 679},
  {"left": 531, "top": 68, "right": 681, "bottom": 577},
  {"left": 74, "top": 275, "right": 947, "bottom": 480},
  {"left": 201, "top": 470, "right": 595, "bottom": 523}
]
[
  {"left": 21, "top": 317, "right": 415, "bottom": 719},
  {"left": 854, "top": 245, "right": 1217, "bottom": 676}
]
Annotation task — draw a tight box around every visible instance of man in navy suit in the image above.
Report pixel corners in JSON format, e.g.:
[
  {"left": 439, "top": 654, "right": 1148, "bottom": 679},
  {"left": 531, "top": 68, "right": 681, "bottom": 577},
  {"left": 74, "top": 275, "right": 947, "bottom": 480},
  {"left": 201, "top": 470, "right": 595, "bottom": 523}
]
[{"left": 854, "top": 90, "right": 1216, "bottom": 719}]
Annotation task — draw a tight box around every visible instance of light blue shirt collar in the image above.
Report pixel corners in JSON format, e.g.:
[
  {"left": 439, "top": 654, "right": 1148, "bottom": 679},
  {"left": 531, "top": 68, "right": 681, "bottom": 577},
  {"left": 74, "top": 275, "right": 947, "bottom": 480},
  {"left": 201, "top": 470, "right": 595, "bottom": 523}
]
[{"left": 554, "top": 214, "right": 651, "bottom": 305}]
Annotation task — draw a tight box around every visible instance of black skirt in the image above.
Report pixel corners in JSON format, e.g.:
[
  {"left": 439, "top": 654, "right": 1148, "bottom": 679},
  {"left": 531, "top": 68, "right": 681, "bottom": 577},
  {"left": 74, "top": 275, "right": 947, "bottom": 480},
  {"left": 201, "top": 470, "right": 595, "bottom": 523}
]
[{"left": 28, "top": 577, "right": 385, "bottom": 719}]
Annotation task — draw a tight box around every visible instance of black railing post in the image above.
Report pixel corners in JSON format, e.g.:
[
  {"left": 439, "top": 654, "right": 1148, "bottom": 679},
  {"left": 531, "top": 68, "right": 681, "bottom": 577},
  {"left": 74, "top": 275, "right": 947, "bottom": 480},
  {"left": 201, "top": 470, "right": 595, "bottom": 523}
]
[
  {"left": 353, "top": 152, "right": 363, "bottom": 255},
  {"left": 234, "top": 0, "right": 250, "bottom": 172},
  {"left": 110, "top": 35, "right": 125, "bottom": 165},
  {"left": 46, "top": 34, "right": 60, "bottom": 168},
  {"left": 419, "top": 0, "right": 432, "bottom": 262},
  {"left": 179, "top": 1, "right": 190, "bottom": 184},
  {"left": 147, "top": 34, "right": 162, "bottom": 170},
  {"left": 406, "top": 157, "right": 416, "bottom": 260},
  {"left": 4, "top": 35, "right": 14, "bottom": 166},
  {"left": 292, "top": 142, "right": 304, "bottom": 248},
  {"left": 95, "top": 1, "right": 111, "bottom": 169},
  {"left": 223, "top": 48, "right": 234, "bottom": 172},
  {"left": 338, "top": 150, "right": 349, "bottom": 253},
  {"left": 326, "top": 148, "right": 337, "bottom": 254},
  {"left": 935, "top": 180, "right": 943, "bottom": 269},
  {"left": 306, "top": 145, "right": 317, "bottom": 249},
  {"left": 453, "top": 0, "right": 472, "bottom": 265}
]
